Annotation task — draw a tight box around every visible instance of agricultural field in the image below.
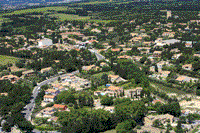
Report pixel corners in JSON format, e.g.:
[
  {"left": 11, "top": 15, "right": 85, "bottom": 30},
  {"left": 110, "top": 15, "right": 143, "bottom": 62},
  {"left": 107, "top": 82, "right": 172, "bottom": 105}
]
[
  {"left": 150, "top": 82, "right": 187, "bottom": 95},
  {"left": 3, "top": 6, "right": 74, "bottom": 16},
  {"left": 0, "top": 55, "right": 20, "bottom": 66},
  {"left": 48, "top": 13, "right": 90, "bottom": 21}
]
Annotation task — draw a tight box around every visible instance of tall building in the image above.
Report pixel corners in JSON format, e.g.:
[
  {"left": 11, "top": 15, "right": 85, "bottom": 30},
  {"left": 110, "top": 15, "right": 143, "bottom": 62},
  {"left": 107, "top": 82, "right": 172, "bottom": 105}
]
[
  {"left": 167, "top": 10, "right": 172, "bottom": 19},
  {"left": 159, "top": 10, "right": 172, "bottom": 19}
]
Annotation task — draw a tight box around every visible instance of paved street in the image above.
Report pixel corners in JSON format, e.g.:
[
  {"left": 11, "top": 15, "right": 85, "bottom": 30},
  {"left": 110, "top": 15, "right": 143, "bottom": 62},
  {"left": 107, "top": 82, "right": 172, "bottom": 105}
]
[
  {"left": 21, "top": 48, "right": 105, "bottom": 132},
  {"left": 23, "top": 49, "right": 105, "bottom": 121},
  {"left": 89, "top": 49, "right": 107, "bottom": 61},
  {"left": 22, "top": 70, "right": 79, "bottom": 121}
]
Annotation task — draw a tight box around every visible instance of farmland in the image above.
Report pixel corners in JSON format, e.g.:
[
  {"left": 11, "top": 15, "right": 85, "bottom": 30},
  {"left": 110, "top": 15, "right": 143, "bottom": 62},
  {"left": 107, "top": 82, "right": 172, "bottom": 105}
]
[
  {"left": 0, "top": 55, "right": 20, "bottom": 65},
  {"left": 48, "top": 13, "right": 90, "bottom": 21}
]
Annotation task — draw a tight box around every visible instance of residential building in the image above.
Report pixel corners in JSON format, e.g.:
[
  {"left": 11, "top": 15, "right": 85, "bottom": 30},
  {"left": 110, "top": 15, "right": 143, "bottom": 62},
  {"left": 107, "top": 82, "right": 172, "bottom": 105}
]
[
  {"left": 0, "top": 75, "right": 20, "bottom": 83},
  {"left": 45, "top": 89, "right": 60, "bottom": 96},
  {"left": 152, "top": 99, "right": 165, "bottom": 104},
  {"left": 38, "top": 38, "right": 53, "bottom": 47},
  {"left": 53, "top": 104, "right": 69, "bottom": 111},
  {"left": 43, "top": 95, "right": 56, "bottom": 103},
  {"left": 122, "top": 48, "right": 132, "bottom": 53},
  {"left": 182, "top": 64, "right": 193, "bottom": 71},
  {"left": 111, "top": 48, "right": 121, "bottom": 52},
  {"left": 130, "top": 32, "right": 139, "bottom": 37},
  {"left": 194, "top": 54, "right": 200, "bottom": 58},
  {"left": 185, "top": 43, "right": 193, "bottom": 48},
  {"left": 82, "top": 65, "right": 100, "bottom": 71},
  {"left": 146, "top": 114, "right": 174, "bottom": 126},
  {"left": 170, "top": 48, "right": 180, "bottom": 53},
  {"left": 104, "top": 85, "right": 123, "bottom": 97},
  {"left": 157, "top": 61, "right": 170, "bottom": 70},
  {"left": 124, "top": 87, "right": 143, "bottom": 99},
  {"left": 39, "top": 107, "right": 56, "bottom": 117},
  {"left": 100, "top": 62, "right": 109, "bottom": 67},
  {"left": 117, "top": 55, "right": 132, "bottom": 60},
  {"left": 91, "top": 28, "right": 101, "bottom": 33},
  {"left": 132, "top": 56, "right": 143, "bottom": 62},
  {"left": 0, "top": 93, "right": 8, "bottom": 96},
  {"left": 162, "top": 32, "right": 175, "bottom": 38},
  {"left": 176, "top": 75, "right": 198, "bottom": 83},
  {"left": 153, "top": 51, "right": 162, "bottom": 57},
  {"left": 104, "top": 106, "right": 115, "bottom": 113},
  {"left": 22, "top": 70, "right": 35, "bottom": 76},
  {"left": 172, "top": 53, "right": 182, "bottom": 60},
  {"left": 40, "top": 67, "right": 52, "bottom": 73},
  {"left": 108, "top": 74, "right": 127, "bottom": 83},
  {"left": 158, "top": 71, "right": 171, "bottom": 79}
]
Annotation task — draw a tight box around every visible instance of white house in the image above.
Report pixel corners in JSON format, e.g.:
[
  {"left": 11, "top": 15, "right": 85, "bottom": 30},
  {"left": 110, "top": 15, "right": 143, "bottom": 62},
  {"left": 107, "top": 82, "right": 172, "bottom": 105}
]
[
  {"left": 39, "top": 107, "right": 56, "bottom": 117},
  {"left": 38, "top": 38, "right": 53, "bottom": 47},
  {"left": 43, "top": 95, "right": 56, "bottom": 103}
]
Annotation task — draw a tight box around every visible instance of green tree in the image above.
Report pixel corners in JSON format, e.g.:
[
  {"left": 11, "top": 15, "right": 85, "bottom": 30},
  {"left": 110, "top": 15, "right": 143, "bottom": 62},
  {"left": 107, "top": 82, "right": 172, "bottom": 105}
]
[
  {"left": 100, "top": 95, "right": 114, "bottom": 106},
  {"left": 101, "top": 73, "right": 109, "bottom": 85},
  {"left": 175, "top": 120, "right": 184, "bottom": 133},
  {"left": 56, "top": 91, "right": 76, "bottom": 104},
  {"left": 140, "top": 56, "right": 147, "bottom": 64},
  {"left": 179, "top": 116, "right": 186, "bottom": 124},
  {"left": 187, "top": 113, "right": 195, "bottom": 124},
  {"left": 2, "top": 122, "right": 12, "bottom": 132},
  {"left": 153, "top": 119, "right": 163, "bottom": 128},
  {"left": 115, "top": 120, "right": 136, "bottom": 133}
]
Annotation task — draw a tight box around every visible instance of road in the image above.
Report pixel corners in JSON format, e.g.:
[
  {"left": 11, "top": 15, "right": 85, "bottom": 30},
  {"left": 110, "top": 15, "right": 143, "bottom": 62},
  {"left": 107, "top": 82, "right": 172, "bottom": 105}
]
[
  {"left": 23, "top": 49, "right": 104, "bottom": 121},
  {"left": 21, "top": 48, "right": 106, "bottom": 132},
  {"left": 22, "top": 70, "right": 79, "bottom": 121},
  {"left": 89, "top": 49, "right": 110, "bottom": 62}
]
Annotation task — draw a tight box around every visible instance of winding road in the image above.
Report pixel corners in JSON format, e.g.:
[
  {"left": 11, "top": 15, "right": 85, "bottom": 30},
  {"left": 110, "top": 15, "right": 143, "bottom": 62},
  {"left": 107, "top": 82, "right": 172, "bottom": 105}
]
[
  {"left": 21, "top": 48, "right": 106, "bottom": 132},
  {"left": 23, "top": 71, "right": 79, "bottom": 121},
  {"left": 23, "top": 48, "right": 107, "bottom": 121}
]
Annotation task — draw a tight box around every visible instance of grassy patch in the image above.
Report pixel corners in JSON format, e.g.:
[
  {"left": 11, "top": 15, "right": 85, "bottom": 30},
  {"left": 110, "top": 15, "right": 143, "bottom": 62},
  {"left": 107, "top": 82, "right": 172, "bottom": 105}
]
[
  {"left": 3, "top": 6, "right": 73, "bottom": 16},
  {"left": 48, "top": 13, "right": 90, "bottom": 21},
  {"left": 102, "top": 129, "right": 116, "bottom": 133},
  {"left": 150, "top": 82, "right": 186, "bottom": 95},
  {"left": 0, "top": 55, "right": 20, "bottom": 65},
  {"left": 91, "top": 71, "right": 114, "bottom": 78}
]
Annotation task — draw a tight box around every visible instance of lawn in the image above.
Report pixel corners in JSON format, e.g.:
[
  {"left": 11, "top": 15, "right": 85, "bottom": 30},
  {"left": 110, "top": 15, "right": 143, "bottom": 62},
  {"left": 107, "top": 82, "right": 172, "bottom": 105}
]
[{"left": 0, "top": 55, "right": 20, "bottom": 65}]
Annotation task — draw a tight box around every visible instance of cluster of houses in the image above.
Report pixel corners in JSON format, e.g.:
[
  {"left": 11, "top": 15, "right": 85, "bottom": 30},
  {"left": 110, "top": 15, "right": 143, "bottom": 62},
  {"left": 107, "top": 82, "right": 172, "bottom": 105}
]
[
  {"left": 36, "top": 104, "right": 69, "bottom": 118},
  {"left": 43, "top": 73, "right": 91, "bottom": 103},
  {"left": 94, "top": 85, "right": 143, "bottom": 100}
]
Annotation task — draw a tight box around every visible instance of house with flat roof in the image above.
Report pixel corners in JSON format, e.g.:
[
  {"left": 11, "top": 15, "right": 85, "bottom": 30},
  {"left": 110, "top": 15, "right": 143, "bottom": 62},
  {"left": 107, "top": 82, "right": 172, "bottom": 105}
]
[
  {"left": 40, "top": 67, "right": 52, "bottom": 74},
  {"left": 0, "top": 75, "right": 20, "bottom": 83},
  {"left": 38, "top": 107, "right": 56, "bottom": 117},
  {"left": 182, "top": 64, "right": 193, "bottom": 71},
  {"left": 43, "top": 95, "right": 56, "bottom": 103},
  {"left": 124, "top": 87, "right": 143, "bottom": 99},
  {"left": 22, "top": 70, "right": 35, "bottom": 76},
  {"left": 176, "top": 75, "right": 198, "bottom": 83},
  {"left": 45, "top": 89, "right": 60, "bottom": 96}
]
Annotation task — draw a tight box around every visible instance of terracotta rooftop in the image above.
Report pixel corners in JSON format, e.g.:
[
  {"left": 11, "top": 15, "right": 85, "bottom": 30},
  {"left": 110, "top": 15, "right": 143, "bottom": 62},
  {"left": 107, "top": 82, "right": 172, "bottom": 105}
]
[
  {"left": 53, "top": 104, "right": 67, "bottom": 109},
  {"left": 45, "top": 89, "right": 58, "bottom": 93},
  {"left": 111, "top": 48, "right": 121, "bottom": 52},
  {"left": 44, "top": 95, "right": 56, "bottom": 99}
]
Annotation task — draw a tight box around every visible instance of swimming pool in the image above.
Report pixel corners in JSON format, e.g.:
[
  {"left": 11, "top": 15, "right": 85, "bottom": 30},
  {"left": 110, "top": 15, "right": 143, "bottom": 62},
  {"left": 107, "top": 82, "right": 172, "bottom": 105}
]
[{"left": 100, "top": 92, "right": 106, "bottom": 96}]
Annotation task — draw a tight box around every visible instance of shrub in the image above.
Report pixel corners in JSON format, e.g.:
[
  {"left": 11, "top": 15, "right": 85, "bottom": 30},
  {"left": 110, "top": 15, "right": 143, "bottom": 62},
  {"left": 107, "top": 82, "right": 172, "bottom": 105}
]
[{"left": 115, "top": 120, "right": 136, "bottom": 133}]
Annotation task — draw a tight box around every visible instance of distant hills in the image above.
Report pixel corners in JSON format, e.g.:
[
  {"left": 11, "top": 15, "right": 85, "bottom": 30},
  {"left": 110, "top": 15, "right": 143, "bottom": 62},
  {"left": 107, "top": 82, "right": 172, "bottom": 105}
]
[{"left": 1, "top": 0, "right": 66, "bottom": 6}]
